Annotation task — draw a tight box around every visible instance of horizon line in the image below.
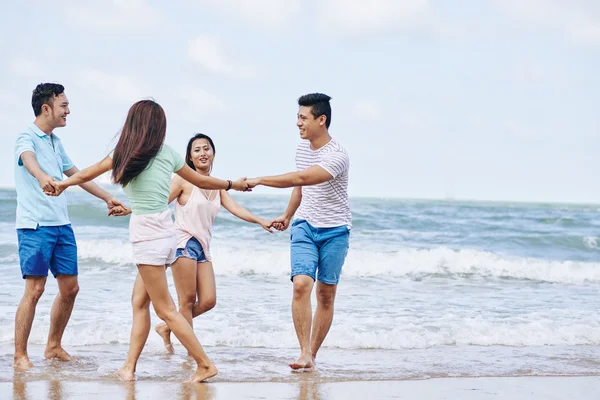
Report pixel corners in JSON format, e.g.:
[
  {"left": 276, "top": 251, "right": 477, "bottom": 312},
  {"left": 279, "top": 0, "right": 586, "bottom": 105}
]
[{"left": 0, "top": 185, "right": 597, "bottom": 207}]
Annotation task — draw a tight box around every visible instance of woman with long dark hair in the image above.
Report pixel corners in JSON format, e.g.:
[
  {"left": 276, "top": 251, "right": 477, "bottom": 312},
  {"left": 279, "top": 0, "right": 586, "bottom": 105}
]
[
  {"left": 154, "top": 133, "right": 273, "bottom": 352},
  {"left": 48, "top": 100, "right": 247, "bottom": 382}
]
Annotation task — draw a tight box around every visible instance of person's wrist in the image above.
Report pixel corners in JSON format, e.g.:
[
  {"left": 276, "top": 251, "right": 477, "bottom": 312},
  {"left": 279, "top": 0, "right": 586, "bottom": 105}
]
[{"left": 226, "top": 180, "right": 232, "bottom": 191}]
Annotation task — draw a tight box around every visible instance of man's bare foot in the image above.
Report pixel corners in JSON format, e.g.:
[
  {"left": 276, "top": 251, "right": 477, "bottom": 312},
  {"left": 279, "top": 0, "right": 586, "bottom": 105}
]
[
  {"left": 189, "top": 364, "right": 218, "bottom": 383},
  {"left": 289, "top": 354, "right": 314, "bottom": 370},
  {"left": 13, "top": 355, "right": 34, "bottom": 370},
  {"left": 44, "top": 346, "right": 72, "bottom": 361},
  {"left": 117, "top": 364, "right": 136, "bottom": 381},
  {"left": 154, "top": 323, "right": 174, "bottom": 354}
]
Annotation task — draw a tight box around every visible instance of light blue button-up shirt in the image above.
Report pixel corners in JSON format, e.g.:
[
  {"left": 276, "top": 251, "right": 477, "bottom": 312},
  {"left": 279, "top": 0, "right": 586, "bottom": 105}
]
[{"left": 14, "top": 123, "right": 74, "bottom": 229}]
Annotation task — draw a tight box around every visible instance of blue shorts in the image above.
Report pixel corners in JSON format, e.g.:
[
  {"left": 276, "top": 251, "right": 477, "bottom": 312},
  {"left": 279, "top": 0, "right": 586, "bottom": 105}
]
[
  {"left": 17, "top": 224, "right": 78, "bottom": 279},
  {"left": 175, "top": 237, "right": 208, "bottom": 263},
  {"left": 290, "top": 219, "right": 350, "bottom": 285}
]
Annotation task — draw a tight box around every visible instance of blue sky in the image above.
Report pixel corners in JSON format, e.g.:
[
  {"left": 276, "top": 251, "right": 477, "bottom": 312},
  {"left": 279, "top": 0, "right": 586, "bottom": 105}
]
[{"left": 1, "top": 0, "right": 598, "bottom": 203}]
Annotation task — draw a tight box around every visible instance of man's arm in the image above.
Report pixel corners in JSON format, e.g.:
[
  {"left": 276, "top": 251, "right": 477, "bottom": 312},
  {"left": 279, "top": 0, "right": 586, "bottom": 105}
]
[
  {"left": 20, "top": 151, "right": 56, "bottom": 193},
  {"left": 250, "top": 166, "right": 333, "bottom": 189},
  {"left": 271, "top": 187, "right": 302, "bottom": 231}
]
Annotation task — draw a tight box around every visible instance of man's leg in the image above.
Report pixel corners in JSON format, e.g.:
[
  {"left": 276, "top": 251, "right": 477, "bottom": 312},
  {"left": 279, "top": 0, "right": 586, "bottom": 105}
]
[
  {"left": 289, "top": 220, "right": 319, "bottom": 369},
  {"left": 311, "top": 226, "right": 349, "bottom": 362},
  {"left": 45, "top": 224, "right": 79, "bottom": 360},
  {"left": 14, "top": 276, "right": 47, "bottom": 369},
  {"left": 290, "top": 274, "right": 315, "bottom": 369},
  {"left": 45, "top": 274, "right": 79, "bottom": 360},
  {"left": 311, "top": 281, "right": 337, "bottom": 361}
]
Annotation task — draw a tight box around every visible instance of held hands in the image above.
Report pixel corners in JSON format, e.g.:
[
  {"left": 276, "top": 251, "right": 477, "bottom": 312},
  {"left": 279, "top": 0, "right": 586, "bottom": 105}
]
[
  {"left": 106, "top": 197, "right": 131, "bottom": 217},
  {"left": 108, "top": 206, "right": 132, "bottom": 217},
  {"left": 246, "top": 178, "right": 260, "bottom": 189},
  {"left": 270, "top": 214, "right": 291, "bottom": 231},
  {"left": 41, "top": 178, "right": 66, "bottom": 196},
  {"left": 231, "top": 177, "right": 251, "bottom": 192},
  {"left": 259, "top": 219, "right": 275, "bottom": 234}
]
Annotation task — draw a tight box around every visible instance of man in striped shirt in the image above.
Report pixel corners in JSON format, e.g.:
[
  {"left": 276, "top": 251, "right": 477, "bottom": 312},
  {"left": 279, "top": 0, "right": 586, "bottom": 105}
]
[{"left": 247, "top": 93, "right": 351, "bottom": 370}]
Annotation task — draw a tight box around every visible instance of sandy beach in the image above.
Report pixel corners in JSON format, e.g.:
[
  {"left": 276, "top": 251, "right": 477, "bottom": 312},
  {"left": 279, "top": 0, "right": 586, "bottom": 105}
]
[{"left": 4, "top": 376, "right": 600, "bottom": 400}]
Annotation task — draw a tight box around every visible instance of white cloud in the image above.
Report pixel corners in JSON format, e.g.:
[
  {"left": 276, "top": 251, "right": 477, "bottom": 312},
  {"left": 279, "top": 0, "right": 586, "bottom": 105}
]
[
  {"left": 316, "top": 0, "right": 432, "bottom": 36},
  {"left": 75, "top": 69, "right": 149, "bottom": 104},
  {"left": 63, "top": 0, "right": 163, "bottom": 31},
  {"left": 187, "top": 35, "right": 258, "bottom": 79},
  {"left": 500, "top": 0, "right": 600, "bottom": 44},
  {"left": 8, "top": 58, "right": 43, "bottom": 78},
  {"left": 196, "top": 0, "right": 301, "bottom": 30},
  {"left": 353, "top": 100, "right": 383, "bottom": 121},
  {"left": 177, "top": 87, "right": 225, "bottom": 115}
]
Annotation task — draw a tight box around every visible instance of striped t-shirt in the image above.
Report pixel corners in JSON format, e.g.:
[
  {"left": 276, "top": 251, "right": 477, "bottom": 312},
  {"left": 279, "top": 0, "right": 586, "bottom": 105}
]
[{"left": 294, "top": 138, "right": 351, "bottom": 228}]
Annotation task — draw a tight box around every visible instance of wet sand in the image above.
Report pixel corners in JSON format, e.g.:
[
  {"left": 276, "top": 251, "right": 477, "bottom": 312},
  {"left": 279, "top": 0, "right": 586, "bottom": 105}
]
[{"left": 5, "top": 376, "right": 600, "bottom": 399}]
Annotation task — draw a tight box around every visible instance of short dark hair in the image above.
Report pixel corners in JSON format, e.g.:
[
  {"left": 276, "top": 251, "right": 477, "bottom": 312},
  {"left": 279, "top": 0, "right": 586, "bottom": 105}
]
[
  {"left": 32, "top": 83, "right": 65, "bottom": 116},
  {"left": 298, "top": 93, "right": 332, "bottom": 129}
]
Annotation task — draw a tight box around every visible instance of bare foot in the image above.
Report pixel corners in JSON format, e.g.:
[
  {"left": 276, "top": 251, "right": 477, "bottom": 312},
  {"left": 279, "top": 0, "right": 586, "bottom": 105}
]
[
  {"left": 189, "top": 364, "right": 218, "bottom": 383},
  {"left": 154, "top": 323, "right": 174, "bottom": 354},
  {"left": 13, "top": 355, "right": 34, "bottom": 370},
  {"left": 117, "top": 364, "right": 136, "bottom": 381},
  {"left": 44, "top": 346, "right": 72, "bottom": 361},
  {"left": 289, "top": 354, "right": 314, "bottom": 370}
]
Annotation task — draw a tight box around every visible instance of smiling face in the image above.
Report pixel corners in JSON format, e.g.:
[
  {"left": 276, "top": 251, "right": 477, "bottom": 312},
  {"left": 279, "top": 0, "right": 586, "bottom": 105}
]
[
  {"left": 43, "top": 93, "right": 70, "bottom": 128},
  {"left": 189, "top": 138, "right": 215, "bottom": 173},
  {"left": 297, "top": 105, "right": 326, "bottom": 140}
]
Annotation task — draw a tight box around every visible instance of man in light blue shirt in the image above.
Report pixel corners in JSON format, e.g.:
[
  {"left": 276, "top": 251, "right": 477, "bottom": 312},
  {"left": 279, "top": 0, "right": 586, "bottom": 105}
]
[{"left": 13, "top": 83, "right": 127, "bottom": 370}]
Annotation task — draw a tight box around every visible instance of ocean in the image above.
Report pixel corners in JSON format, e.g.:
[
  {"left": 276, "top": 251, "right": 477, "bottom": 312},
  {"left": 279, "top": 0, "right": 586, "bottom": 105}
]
[{"left": 0, "top": 187, "right": 599, "bottom": 383}]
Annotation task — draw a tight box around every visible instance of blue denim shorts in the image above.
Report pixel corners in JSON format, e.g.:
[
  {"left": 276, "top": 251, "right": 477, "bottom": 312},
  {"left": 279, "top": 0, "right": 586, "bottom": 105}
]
[
  {"left": 290, "top": 219, "right": 350, "bottom": 285},
  {"left": 175, "top": 237, "right": 208, "bottom": 263},
  {"left": 17, "top": 224, "right": 78, "bottom": 279}
]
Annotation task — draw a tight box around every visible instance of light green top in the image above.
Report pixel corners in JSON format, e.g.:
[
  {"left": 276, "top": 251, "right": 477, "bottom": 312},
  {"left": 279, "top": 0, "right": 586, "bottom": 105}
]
[{"left": 110, "top": 144, "right": 185, "bottom": 215}]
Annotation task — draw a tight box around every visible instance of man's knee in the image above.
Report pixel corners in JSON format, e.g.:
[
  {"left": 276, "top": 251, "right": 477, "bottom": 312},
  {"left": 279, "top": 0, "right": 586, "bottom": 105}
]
[
  {"left": 293, "top": 276, "right": 314, "bottom": 299},
  {"left": 60, "top": 283, "right": 79, "bottom": 299},
  {"left": 25, "top": 283, "right": 45, "bottom": 302},
  {"left": 316, "top": 285, "right": 336, "bottom": 309}
]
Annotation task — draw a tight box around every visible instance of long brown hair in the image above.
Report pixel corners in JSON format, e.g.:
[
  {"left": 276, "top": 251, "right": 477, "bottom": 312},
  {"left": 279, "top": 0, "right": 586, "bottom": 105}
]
[{"left": 112, "top": 100, "right": 166, "bottom": 187}]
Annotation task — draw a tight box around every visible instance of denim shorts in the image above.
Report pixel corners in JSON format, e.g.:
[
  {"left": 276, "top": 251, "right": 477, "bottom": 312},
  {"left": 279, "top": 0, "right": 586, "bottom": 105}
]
[
  {"left": 17, "top": 224, "right": 78, "bottom": 279},
  {"left": 290, "top": 219, "right": 350, "bottom": 285},
  {"left": 175, "top": 237, "right": 208, "bottom": 263}
]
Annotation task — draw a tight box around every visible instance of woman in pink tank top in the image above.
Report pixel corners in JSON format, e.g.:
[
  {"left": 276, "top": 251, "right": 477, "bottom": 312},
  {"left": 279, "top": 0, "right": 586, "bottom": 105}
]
[{"left": 154, "top": 133, "right": 274, "bottom": 352}]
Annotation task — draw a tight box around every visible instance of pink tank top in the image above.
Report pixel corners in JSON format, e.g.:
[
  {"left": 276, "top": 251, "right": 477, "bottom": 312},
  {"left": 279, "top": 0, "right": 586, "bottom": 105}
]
[{"left": 173, "top": 187, "right": 221, "bottom": 261}]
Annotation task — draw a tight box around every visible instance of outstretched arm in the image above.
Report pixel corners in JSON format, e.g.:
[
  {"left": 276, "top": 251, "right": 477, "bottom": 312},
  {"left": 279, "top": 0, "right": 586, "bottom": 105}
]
[
  {"left": 220, "top": 190, "right": 273, "bottom": 233},
  {"left": 60, "top": 156, "right": 113, "bottom": 190},
  {"left": 64, "top": 163, "right": 130, "bottom": 216},
  {"left": 176, "top": 164, "right": 248, "bottom": 191},
  {"left": 247, "top": 166, "right": 332, "bottom": 189},
  {"left": 64, "top": 164, "right": 113, "bottom": 202}
]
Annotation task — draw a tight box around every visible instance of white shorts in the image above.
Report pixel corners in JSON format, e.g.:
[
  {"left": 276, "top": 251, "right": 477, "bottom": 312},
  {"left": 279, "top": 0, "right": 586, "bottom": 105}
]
[{"left": 131, "top": 235, "right": 177, "bottom": 266}]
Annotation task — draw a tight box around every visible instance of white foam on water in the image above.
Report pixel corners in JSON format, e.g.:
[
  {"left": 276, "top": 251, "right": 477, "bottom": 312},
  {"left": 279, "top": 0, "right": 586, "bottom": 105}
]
[
  {"left": 1, "top": 313, "right": 599, "bottom": 349},
  {"left": 583, "top": 236, "right": 599, "bottom": 249},
  {"left": 71, "top": 240, "right": 600, "bottom": 284}
]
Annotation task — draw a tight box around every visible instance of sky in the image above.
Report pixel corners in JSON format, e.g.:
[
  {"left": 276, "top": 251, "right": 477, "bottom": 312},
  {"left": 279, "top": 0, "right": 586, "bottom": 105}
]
[{"left": 0, "top": 0, "right": 598, "bottom": 203}]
